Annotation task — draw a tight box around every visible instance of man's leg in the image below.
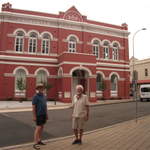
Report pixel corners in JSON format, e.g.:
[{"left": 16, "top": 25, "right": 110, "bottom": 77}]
[
  {"left": 38, "top": 125, "right": 44, "bottom": 142},
  {"left": 33, "top": 126, "right": 41, "bottom": 150},
  {"left": 78, "top": 118, "right": 85, "bottom": 144},
  {"left": 74, "top": 129, "right": 78, "bottom": 140},
  {"left": 79, "top": 129, "right": 83, "bottom": 143},
  {"left": 34, "top": 126, "right": 42, "bottom": 144},
  {"left": 72, "top": 118, "right": 80, "bottom": 144}
]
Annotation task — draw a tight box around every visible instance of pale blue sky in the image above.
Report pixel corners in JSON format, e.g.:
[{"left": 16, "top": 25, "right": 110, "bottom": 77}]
[{"left": 0, "top": 0, "right": 149, "bottom": 60}]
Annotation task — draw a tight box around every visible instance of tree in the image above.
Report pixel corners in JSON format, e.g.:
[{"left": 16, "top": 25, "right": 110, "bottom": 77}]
[
  {"left": 16, "top": 77, "right": 26, "bottom": 102},
  {"left": 17, "top": 77, "right": 26, "bottom": 91},
  {"left": 99, "top": 80, "right": 105, "bottom": 91}
]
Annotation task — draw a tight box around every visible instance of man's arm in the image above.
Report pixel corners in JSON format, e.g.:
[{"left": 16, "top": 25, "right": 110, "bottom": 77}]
[
  {"left": 85, "top": 105, "right": 89, "bottom": 121},
  {"left": 32, "top": 105, "right": 37, "bottom": 121}
]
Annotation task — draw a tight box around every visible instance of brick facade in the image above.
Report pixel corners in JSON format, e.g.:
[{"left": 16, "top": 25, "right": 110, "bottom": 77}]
[{"left": 0, "top": 3, "right": 130, "bottom": 102}]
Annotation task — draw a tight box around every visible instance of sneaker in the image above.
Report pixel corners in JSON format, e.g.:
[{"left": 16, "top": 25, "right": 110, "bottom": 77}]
[
  {"left": 72, "top": 139, "right": 79, "bottom": 144},
  {"left": 33, "top": 144, "right": 40, "bottom": 150},
  {"left": 38, "top": 141, "right": 46, "bottom": 145}
]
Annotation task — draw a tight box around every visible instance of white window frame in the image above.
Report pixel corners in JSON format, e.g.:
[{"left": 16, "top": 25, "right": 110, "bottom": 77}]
[
  {"left": 36, "top": 70, "right": 48, "bottom": 85},
  {"left": 15, "top": 69, "right": 26, "bottom": 97},
  {"left": 112, "top": 48, "right": 119, "bottom": 60},
  {"left": 42, "top": 39, "right": 50, "bottom": 54},
  {"left": 93, "top": 42, "right": 99, "bottom": 58},
  {"left": 111, "top": 75, "right": 118, "bottom": 91},
  {"left": 68, "top": 37, "right": 77, "bottom": 53},
  {"left": 41, "top": 33, "right": 50, "bottom": 55},
  {"left": 28, "top": 33, "right": 37, "bottom": 53},
  {"left": 104, "top": 47, "right": 109, "bottom": 59},
  {"left": 15, "top": 31, "right": 24, "bottom": 53},
  {"left": 96, "top": 74, "right": 103, "bottom": 91}
]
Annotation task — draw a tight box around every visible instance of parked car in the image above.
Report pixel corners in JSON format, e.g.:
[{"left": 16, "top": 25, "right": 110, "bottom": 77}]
[{"left": 140, "top": 84, "right": 150, "bottom": 101}]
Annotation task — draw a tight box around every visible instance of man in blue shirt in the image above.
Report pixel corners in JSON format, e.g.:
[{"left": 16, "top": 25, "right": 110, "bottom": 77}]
[{"left": 32, "top": 83, "right": 48, "bottom": 150}]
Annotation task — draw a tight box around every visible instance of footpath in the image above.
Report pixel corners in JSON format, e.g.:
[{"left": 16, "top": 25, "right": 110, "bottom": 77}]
[{"left": 1, "top": 99, "right": 150, "bottom": 150}]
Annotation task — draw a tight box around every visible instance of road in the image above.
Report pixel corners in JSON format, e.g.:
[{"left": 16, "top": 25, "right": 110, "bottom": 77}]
[{"left": 0, "top": 101, "right": 150, "bottom": 148}]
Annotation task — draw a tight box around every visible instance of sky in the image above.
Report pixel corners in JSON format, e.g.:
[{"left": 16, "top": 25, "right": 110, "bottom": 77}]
[{"left": 0, "top": 0, "right": 150, "bottom": 60}]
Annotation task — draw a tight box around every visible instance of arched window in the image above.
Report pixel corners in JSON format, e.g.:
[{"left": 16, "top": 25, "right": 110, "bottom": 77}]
[
  {"left": 36, "top": 70, "right": 48, "bottom": 85},
  {"left": 28, "top": 32, "right": 37, "bottom": 53},
  {"left": 103, "top": 41, "right": 109, "bottom": 59},
  {"left": 68, "top": 36, "right": 77, "bottom": 53},
  {"left": 58, "top": 67, "right": 63, "bottom": 78},
  {"left": 15, "top": 69, "right": 26, "bottom": 91},
  {"left": 42, "top": 33, "right": 50, "bottom": 54},
  {"left": 92, "top": 40, "right": 99, "bottom": 58},
  {"left": 112, "top": 43, "right": 119, "bottom": 60},
  {"left": 96, "top": 74, "right": 104, "bottom": 91},
  {"left": 15, "top": 31, "right": 24, "bottom": 52},
  {"left": 111, "top": 74, "right": 118, "bottom": 91}
]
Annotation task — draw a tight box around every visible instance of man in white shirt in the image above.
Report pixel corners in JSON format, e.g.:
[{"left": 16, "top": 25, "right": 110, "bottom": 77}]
[{"left": 72, "top": 84, "right": 89, "bottom": 145}]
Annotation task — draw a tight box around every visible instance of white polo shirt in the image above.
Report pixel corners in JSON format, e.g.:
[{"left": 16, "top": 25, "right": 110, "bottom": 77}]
[{"left": 72, "top": 94, "right": 89, "bottom": 118}]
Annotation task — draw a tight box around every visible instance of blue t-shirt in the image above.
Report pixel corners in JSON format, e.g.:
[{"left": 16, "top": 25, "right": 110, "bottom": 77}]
[{"left": 32, "top": 93, "right": 47, "bottom": 116}]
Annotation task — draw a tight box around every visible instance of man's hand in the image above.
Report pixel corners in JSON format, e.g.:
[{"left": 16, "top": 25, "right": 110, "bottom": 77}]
[
  {"left": 84, "top": 115, "right": 89, "bottom": 121},
  {"left": 33, "top": 116, "right": 36, "bottom": 121}
]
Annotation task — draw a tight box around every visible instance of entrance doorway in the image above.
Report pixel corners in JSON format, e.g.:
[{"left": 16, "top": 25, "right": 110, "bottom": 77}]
[{"left": 72, "top": 69, "right": 89, "bottom": 98}]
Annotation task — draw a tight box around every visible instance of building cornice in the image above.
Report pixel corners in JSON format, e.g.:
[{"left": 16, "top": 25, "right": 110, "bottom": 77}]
[
  {"left": 0, "top": 55, "right": 58, "bottom": 63},
  {"left": 0, "top": 11, "right": 130, "bottom": 38}
]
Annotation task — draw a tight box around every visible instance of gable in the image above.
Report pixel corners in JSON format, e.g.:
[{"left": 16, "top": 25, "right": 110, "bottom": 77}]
[{"left": 59, "top": 6, "right": 86, "bottom": 22}]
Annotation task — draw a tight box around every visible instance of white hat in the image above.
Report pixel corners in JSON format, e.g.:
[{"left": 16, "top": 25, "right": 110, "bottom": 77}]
[{"left": 36, "top": 83, "right": 44, "bottom": 89}]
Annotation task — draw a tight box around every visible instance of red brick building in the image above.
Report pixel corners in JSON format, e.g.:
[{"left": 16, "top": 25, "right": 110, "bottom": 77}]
[{"left": 0, "top": 3, "right": 130, "bottom": 102}]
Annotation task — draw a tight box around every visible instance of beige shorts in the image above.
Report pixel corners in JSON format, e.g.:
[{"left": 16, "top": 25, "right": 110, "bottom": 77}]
[{"left": 72, "top": 117, "right": 85, "bottom": 129}]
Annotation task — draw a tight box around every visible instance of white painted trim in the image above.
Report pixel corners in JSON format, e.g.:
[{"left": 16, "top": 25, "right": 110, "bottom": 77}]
[
  {"left": 27, "top": 30, "right": 40, "bottom": 37},
  {"left": 112, "top": 41, "right": 121, "bottom": 48},
  {"left": 0, "top": 11, "right": 129, "bottom": 38},
  {"left": 34, "top": 67, "right": 50, "bottom": 76},
  {"left": 13, "top": 66, "right": 29, "bottom": 75},
  {"left": 0, "top": 61, "right": 57, "bottom": 67},
  {"left": 1, "top": 50, "right": 58, "bottom": 56},
  {"left": 101, "top": 39, "right": 111, "bottom": 46},
  {"left": 13, "top": 28, "right": 27, "bottom": 35},
  {"left": 41, "top": 31, "right": 53, "bottom": 40},
  {"left": 0, "top": 55, "right": 57, "bottom": 63},
  {"left": 91, "top": 38, "right": 101, "bottom": 45},
  {"left": 59, "top": 61, "right": 96, "bottom": 67},
  {"left": 96, "top": 71, "right": 105, "bottom": 79},
  {"left": 97, "top": 62, "right": 129, "bottom": 68},
  {"left": 66, "top": 34, "right": 79, "bottom": 42},
  {"left": 109, "top": 72, "right": 120, "bottom": 79},
  {"left": 69, "top": 65, "right": 92, "bottom": 76},
  {"left": 58, "top": 51, "right": 94, "bottom": 57},
  {"left": 97, "top": 67, "right": 130, "bottom": 72}
]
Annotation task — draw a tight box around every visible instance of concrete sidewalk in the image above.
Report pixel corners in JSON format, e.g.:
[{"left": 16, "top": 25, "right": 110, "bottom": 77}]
[
  {"left": 2, "top": 115, "right": 150, "bottom": 150},
  {"left": 0, "top": 99, "right": 137, "bottom": 150},
  {"left": 0, "top": 99, "right": 133, "bottom": 113}
]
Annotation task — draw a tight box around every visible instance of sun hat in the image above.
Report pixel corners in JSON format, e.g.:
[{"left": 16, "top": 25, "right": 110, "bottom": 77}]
[{"left": 36, "top": 83, "right": 44, "bottom": 89}]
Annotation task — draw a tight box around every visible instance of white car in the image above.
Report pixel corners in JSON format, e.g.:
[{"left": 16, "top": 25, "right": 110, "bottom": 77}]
[{"left": 140, "top": 84, "right": 150, "bottom": 101}]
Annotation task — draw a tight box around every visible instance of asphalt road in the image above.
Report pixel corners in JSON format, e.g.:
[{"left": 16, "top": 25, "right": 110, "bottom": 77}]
[{"left": 1, "top": 101, "right": 150, "bottom": 148}]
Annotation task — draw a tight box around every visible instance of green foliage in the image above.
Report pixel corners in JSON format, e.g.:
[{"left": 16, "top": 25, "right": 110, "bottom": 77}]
[
  {"left": 99, "top": 80, "right": 105, "bottom": 91},
  {"left": 17, "top": 78, "right": 26, "bottom": 91}
]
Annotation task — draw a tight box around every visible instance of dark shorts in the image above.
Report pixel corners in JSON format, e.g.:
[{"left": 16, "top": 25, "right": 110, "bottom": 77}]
[{"left": 36, "top": 114, "right": 47, "bottom": 126}]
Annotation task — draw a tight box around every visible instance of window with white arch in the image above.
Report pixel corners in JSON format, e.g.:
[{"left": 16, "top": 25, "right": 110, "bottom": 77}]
[
  {"left": 28, "top": 32, "right": 37, "bottom": 53},
  {"left": 68, "top": 36, "right": 77, "bottom": 53},
  {"left": 103, "top": 41, "right": 109, "bottom": 59},
  {"left": 111, "top": 74, "right": 118, "bottom": 91},
  {"left": 92, "top": 40, "right": 99, "bottom": 58},
  {"left": 42, "top": 33, "right": 50, "bottom": 54},
  {"left": 15, "top": 31, "right": 25, "bottom": 52},
  {"left": 112, "top": 43, "right": 119, "bottom": 60},
  {"left": 96, "top": 74, "right": 104, "bottom": 91},
  {"left": 15, "top": 69, "right": 26, "bottom": 92},
  {"left": 36, "top": 70, "right": 48, "bottom": 85}
]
